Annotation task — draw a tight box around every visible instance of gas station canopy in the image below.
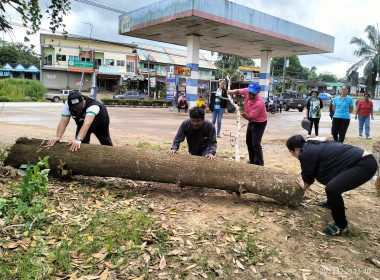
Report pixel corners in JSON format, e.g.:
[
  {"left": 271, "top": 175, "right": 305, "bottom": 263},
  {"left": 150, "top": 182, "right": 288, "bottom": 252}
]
[{"left": 119, "top": 0, "right": 335, "bottom": 58}]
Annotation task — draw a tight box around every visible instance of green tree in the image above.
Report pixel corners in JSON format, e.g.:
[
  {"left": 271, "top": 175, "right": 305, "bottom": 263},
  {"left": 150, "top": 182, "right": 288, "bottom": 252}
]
[
  {"left": 271, "top": 56, "right": 303, "bottom": 78},
  {"left": 347, "top": 25, "right": 380, "bottom": 97},
  {"left": 318, "top": 73, "right": 337, "bottom": 82},
  {"left": 212, "top": 53, "right": 255, "bottom": 80},
  {"left": 0, "top": 0, "right": 71, "bottom": 43},
  {"left": 0, "top": 40, "right": 39, "bottom": 66}
]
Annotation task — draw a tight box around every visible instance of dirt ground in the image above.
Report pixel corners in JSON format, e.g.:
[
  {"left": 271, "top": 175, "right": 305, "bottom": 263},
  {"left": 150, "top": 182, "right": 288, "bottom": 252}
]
[{"left": 1, "top": 101, "right": 380, "bottom": 279}]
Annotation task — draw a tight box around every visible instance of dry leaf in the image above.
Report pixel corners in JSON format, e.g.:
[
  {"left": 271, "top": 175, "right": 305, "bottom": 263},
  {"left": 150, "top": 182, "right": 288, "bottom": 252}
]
[
  {"left": 215, "top": 247, "right": 221, "bottom": 254},
  {"left": 236, "top": 260, "right": 245, "bottom": 270},
  {"left": 143, "top": 253, "right": 151, "bottom": 263},
  {"left": 168, "top": 249, "right": 186, "bottom": 256},
  {"left": 159, "top": 256, "right": 166, "bottom": 270},
  {"left": 250, "top": 266, "right": 257, "bottom": 273},
  {"left": 87, "top": 236, "right": 94, "bottom": 242},
  {"left": 100, "top": 268, "right": 109, "bottom": 280},
  {"left": 184, "top": 263, "right": 197, "bottom": 271},
  {"left": 5, "top": 242, "right": 19, "bottom": 249}
]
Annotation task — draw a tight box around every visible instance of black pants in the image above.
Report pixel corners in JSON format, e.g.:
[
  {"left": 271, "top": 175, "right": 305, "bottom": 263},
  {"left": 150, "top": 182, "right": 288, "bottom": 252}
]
[
  {"left": 76, "top": 123, "right": 113, "bottom": 146},
  {"left": 332, "top": 118, "right": 350, "bottom": 142},
  {"left": 246, "top": 121, "right": 267, "bottom": 166},
  {"left": 308, "top": 118, "right": 320, "bottom": 136},
  {"left": 325, "top": 155, "right": 377, "bottom": 228}
]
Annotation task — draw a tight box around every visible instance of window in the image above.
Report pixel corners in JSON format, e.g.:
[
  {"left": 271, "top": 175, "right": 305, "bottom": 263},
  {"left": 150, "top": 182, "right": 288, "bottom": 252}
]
[
  {"left": 105, "top": 59, "right": 115, "bottom": 66},
  {"left": 116, "top": 60, "right": 125, "bottom": 67},
  {"left": 126, "top": 61, "right": 135, "bottom": 72},
  {"left": 69, "top": 55, "right": 79, "bottom": 61},
  {"left": 143, "top": 63, "right": 155, "bottom": 69},
  {"left": 56, "top": 54, "right": 66, "bottom": 62},
  {"left": 81, "top": 57, "right": 90, "bottom": 62},
  {"left": 44, "top": 54, "right": 53, "bottom": 66},
  {"left": 95, "top": 58, "right": 102, "bottom": 66}
]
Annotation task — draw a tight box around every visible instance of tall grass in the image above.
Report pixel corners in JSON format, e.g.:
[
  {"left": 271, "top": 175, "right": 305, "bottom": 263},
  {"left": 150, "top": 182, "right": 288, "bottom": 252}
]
[{"left": 0, "top": 78, "right": 47, "bottom": 99}]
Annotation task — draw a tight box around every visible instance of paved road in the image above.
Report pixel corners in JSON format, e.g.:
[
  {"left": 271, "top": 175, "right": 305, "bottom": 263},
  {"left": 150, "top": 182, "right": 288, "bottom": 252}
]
[{"left": 0, "top": 102, "right": 379, "bottom": 146}]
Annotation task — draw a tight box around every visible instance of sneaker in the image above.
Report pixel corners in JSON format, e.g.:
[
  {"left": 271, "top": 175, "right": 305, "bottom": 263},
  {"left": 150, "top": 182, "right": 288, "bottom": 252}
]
[
  {"left": 316, "top": 201, "right": 331, "bottom": 209},
  {"left": 217, "top": 135, "right": 221, "bottom": 138},
  {"left": 357, "top": 136, "right": 362, "bottom": 138},
  {"left": 323, "top": 224, "right": 349, "bottom": 236},
  {"left": 306, "top": 134, "right": 311, "bottom": 138},
  {"left": 366, "top": 136, "right": 372, "bottom": 139}
]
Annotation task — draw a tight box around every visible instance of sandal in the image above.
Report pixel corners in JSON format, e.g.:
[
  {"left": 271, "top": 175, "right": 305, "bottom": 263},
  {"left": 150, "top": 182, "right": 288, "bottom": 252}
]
[
  {"left": 316, "top": 201, "right": 331, "bottom": 209},
  {"left": 323, "top": 224, "right": 349, "bottom": 236}
]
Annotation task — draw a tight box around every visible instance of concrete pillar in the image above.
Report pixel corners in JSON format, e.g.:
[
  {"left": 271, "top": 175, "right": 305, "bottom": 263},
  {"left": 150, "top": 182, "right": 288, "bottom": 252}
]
[
  {"left": 259, "top": 51, "right": 272, "bottom": 98},
  {"left": 186, "top": 35, "right": 200, "bottom": 108}
]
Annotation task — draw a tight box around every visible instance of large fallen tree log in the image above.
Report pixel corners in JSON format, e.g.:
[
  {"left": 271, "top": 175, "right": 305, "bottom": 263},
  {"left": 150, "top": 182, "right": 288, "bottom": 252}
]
[{"left": 5, "top": 137, "right": 305, "bottom": 207}]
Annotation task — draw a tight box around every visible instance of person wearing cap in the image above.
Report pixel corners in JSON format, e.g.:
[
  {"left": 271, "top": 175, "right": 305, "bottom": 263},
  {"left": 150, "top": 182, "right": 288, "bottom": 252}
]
[
  {"left": 331, "top": 86, "right": 354, "bottom": 143},
  {"left": 227, "top": 82, "right": 267, "bottom": 166},
  {"left": 355, "top": 92, "right": 374, "bottom": 139},
  {"left": 207, "top": 79, "right": 228, "bottom": 138},
  {"left": 305, "top": 89, "right": 324, "bottom": 137},
  {"left": 167, "top": 107, "right": 217, "bottom": 160},
  {"left": 47, "top": 92, "right": 113, "bottom": 151}
]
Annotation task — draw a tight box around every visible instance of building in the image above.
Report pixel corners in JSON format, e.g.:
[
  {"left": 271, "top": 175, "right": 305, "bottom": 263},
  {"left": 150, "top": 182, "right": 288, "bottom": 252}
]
[
  {"left": 0, "top": 63, "right": 40, "bottom": 80},
  {"left": 40, "top": 34, "right": 139, "bottom": 91},
  {"left": 236, "top": 66, "right": 260, "bottom": 82},
  {"left": 136, "top": 44, "right": 216, "bottom": 96}
]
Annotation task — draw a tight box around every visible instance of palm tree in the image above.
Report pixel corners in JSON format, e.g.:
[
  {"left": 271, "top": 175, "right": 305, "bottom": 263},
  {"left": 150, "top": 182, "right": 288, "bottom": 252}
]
[{"left": 347, "top": 25, "right": 380, "bottom": 97}]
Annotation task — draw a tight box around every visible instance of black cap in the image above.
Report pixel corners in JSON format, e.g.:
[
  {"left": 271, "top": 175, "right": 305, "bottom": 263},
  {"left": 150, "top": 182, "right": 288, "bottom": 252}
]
[{"left": 68, "top": 92, "right": 84, "bottom": 109}]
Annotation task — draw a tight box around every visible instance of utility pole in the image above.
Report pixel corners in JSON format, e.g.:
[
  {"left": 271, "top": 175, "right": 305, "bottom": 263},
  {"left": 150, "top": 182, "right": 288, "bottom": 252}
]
[
  {"left": 281, "top": 57, "right": 287, "bottom": 93},
  {"left": 147, "top": 54, "right": 150, "bottom": 95},
  {"left": 79, "top": 22, "right": 93, "bottom": 93}
]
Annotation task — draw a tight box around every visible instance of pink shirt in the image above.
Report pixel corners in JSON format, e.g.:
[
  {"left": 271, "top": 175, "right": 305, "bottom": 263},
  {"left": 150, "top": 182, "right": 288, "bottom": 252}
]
[{"left": 238, "top": 88, "right": 267, "bottom": 122}]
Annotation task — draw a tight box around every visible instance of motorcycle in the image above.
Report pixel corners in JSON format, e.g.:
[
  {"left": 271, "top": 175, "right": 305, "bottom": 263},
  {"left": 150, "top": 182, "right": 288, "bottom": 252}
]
[{"left": 265, "top": 100, "right": 277, "bottom": 114}]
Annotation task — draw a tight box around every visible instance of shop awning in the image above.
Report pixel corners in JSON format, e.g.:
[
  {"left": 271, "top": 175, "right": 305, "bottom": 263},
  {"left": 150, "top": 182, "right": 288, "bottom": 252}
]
[{"left": 326, "top": 82, "right": 345, "bottom": 87}]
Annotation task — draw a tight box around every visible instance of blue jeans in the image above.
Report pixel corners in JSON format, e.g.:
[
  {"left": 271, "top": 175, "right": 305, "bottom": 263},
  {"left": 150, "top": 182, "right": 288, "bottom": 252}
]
[
  {"left": 212, "top": 108, "right": 225, "bottom": 136},
  {"left": 358, "top": 115, "right": 370, "bottom": 137}
]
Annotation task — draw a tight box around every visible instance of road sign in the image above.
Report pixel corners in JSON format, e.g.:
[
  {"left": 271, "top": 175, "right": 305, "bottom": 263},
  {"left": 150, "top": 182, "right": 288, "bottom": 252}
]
[
  {"left": 273, "top": 78, "right": 279, "bottom": 85},
  {"left": 174, "top": 66, "right": 191, "bottom": 76}
]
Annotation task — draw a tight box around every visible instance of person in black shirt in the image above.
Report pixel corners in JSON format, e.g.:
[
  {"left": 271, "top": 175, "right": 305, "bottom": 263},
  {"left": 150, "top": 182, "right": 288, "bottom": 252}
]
[
  {"left": 47, "top": 92, "right": 112, "bottom": 152},
  {"left": 168, "top": 107, "right": 217, "bottom": 160},
  {"left": 286, "top": 135, "right": 377, "bottom": 235}
]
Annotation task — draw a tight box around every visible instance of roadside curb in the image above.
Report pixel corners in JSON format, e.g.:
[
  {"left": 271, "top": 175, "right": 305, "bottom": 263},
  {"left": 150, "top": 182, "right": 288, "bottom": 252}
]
[{"left": 104, "top": 105, "right": 168, "bottom": 108}]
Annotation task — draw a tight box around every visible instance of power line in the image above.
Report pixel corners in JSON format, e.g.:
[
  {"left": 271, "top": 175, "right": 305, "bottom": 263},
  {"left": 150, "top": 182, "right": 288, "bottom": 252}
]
[
  {"left": 73, "top": 0, "right": 127, "bottom": 14},
  {"left": 317, "top": 54, "right": 356, "bottom": 63}
]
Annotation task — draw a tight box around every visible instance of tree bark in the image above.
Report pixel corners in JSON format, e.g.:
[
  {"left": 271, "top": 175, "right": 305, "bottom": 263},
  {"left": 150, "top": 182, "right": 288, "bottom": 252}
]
[{"left": 5, "top": 137, "right": 305, "bottom": 207}]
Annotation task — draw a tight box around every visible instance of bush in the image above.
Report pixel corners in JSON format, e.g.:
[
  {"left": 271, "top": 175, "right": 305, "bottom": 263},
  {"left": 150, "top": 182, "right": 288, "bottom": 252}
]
[
  {"left": 0, "top": 78, "right": 47, "bottom": 100},
  {"left": 101, "top": 98, "right": 172, "bottom": 107}
]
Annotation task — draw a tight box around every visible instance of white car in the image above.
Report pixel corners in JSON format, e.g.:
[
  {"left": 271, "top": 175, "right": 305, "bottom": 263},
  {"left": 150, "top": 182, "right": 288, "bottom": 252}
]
[{"left": 44, "top": 90, "right": 79, "bottom": 102}]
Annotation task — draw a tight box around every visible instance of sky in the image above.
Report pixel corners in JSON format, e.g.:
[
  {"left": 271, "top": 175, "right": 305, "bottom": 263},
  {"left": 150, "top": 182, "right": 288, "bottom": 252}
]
[{"left": 2, "top": 0, "right": 379, "bottom": 78}]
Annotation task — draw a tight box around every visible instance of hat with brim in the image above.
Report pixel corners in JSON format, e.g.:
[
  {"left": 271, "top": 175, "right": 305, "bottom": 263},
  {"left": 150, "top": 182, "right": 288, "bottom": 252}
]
[
  {"left": 247, "top": 82, "right": 261, "bottom": 94},
  {"left": 308, "top": 89, "right": 319, "bottom": 96},
  {"left": 68, "top": 92, "right": 84, "bottom": 110}
]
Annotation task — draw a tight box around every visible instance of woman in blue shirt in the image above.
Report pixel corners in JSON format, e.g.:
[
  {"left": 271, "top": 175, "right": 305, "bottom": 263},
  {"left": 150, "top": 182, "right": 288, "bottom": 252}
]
[{"left": 331, "top": 86, "right": 354, "bottom": 142}]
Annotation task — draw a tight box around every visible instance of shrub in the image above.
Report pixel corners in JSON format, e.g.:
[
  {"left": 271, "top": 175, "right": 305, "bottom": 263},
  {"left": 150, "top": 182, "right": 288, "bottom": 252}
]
[{"left": 0, "top": 78, "right": 47, "bottom": 100}]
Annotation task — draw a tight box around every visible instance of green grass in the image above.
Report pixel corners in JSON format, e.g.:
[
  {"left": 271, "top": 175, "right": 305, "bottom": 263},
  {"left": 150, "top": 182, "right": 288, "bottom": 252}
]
[
  {"left": 0, "top": 207, "right": 171, "bottom": 279},
  {"left": 0, "top": 78, "right": 47, "bottom": 99}
]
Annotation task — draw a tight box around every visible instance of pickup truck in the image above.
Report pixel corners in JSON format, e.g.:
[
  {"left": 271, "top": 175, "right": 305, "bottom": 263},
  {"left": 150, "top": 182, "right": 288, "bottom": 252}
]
[
  {"left": 44, "top": 90, "right": 78, "bottom": 102},
  {"left": 113, "top": 91, "right": 149, "bottom": 100},
  {"left": 281, "top": 92, "right": 307, "bottom": 112}
]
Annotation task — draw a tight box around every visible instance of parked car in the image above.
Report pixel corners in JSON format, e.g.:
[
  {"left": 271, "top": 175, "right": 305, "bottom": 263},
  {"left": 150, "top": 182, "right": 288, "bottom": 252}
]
[
  {"left": 44, "top": 90, "right": 79, "bottom": 102},
  {"left": 281, "top": 91, "right": 307, "bottom": 112},
  {"left": 317, "top": 92, "right": 333, "bottom": 101},
  {"left": 113, "top": 91, "right": 149, "bottom": 100}
]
